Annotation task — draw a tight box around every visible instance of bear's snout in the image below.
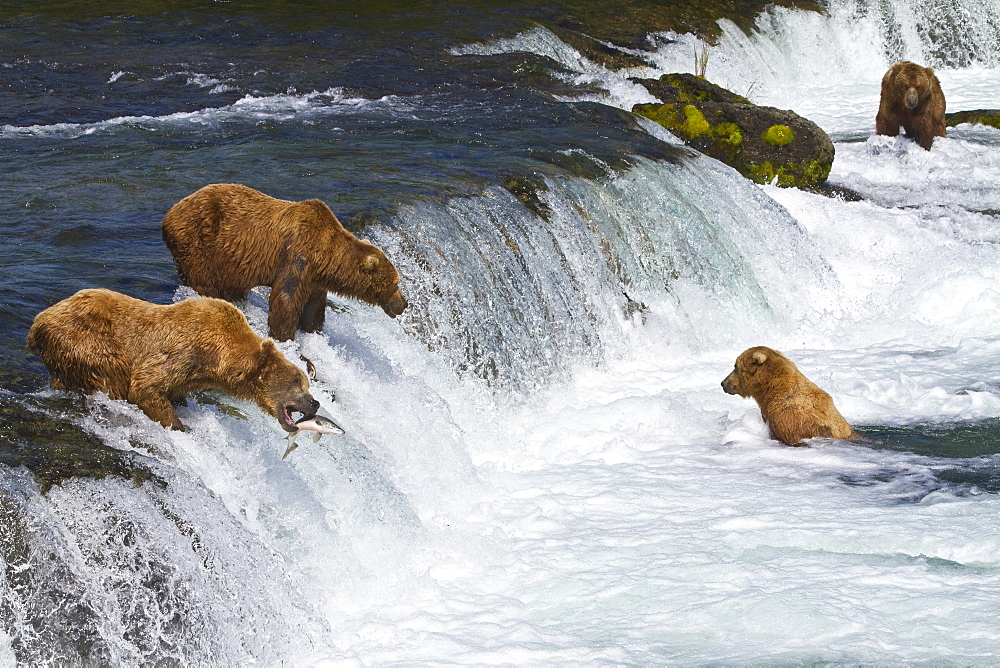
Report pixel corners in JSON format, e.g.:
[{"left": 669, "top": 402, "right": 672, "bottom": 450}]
[
  {"left": 904, "top": 87, "right": 919, "bottom": 109},
  {"left": 721, "top": 372, "right": 740, "bottom": 395},
  {"left": 299, "top": 396, "right": 321, "bottom": 417},
  {"left": 383, "top": 289, "right": 408, "bottom": 318}
]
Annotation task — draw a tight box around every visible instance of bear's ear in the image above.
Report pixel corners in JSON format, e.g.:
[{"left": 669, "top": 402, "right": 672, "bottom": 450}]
[
  {"left": 240, "top": 339, "right": 278, "bottom": 383},
  {"left": 751, "top": 350, "right": 768, "bottom": 366},
  {"left": 361, "top": 254, "right": 380, "bottom": 274},
  {"left": 257, "top": 339, "right": 279, "bottom": 369}
]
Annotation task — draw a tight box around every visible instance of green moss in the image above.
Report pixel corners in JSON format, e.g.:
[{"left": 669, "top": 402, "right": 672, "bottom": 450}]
[
  {"left": 776, "top": 171, "right": 797, "bottom": 187},
  {"left": 634, "top": 104, "right": 741, "bottom": 145},
  {"left": 665, "top": 74, "right": 710, "bottom": 102},
  {"left": 633, "top": 103, "right": 681, "bottom": 130},
  {"left": 745, "top": 162, "right": 795, "bottom": 186},
  {"left": 715, "top": 122, "right": 742, "bottom": 146},
  {"left": 745, "top": 159, "right": 829, "bottom": 188},
  {"left": 802, "top": 159, "right": 832, "bottom": 184},
  {"left": 635, "top": 101, "right": 830, "bottom": 188},
  {"left": 745, "top": 162, "right": 775, "bottom": 184},
  {"left": 762, "top": 124, "right": 794, "bottom": 146},
  {"left": 681, "top": 105, "right": 712, "bottom": 138}
]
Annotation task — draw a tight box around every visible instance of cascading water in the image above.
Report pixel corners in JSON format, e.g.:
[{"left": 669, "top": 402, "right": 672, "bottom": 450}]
[
  {"left": 371, "top": 150, "right": 832, "bottom": 394},
  {"left": 3, "top": 0, "right": 1000, "bottom": 663},
  {"left": 638, "top": 0, "right": 1000, "bottom": 132}
]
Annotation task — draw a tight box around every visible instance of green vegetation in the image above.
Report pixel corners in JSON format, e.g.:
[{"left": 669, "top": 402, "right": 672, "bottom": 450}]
[
  {"left": 745, "top": 158, "right": 830, "bottom": 187},
  {"left": 761, "top": 124, "right": 794, "bottom": 146}
]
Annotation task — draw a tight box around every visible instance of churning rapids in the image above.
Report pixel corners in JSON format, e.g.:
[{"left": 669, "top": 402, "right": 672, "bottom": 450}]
[{"left": 3, "top": 0, "right": 1000, "bottom": 664}]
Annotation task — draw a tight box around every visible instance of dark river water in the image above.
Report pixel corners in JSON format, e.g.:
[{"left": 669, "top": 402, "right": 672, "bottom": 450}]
[{"left": 1, "top": 1, "right": 678, "bottom": 389}]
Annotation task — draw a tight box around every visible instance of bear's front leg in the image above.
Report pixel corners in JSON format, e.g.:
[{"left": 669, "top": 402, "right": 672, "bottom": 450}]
[
  {"left": 127, "top": 361, "right": 186, "bottom": 430},
  {"left": 133, "top": 391, "right": 185, "bottom": 431},
  {"left": 269, "top": 260, "right": 312, "bottom": 341},
  {"left": 912, "top": 117, "right": 941, "bottom": 150},
  {"left": 299, "top": 288, "right": 328, "bottom": 333},
  {"left": 268, "top": 293, "right": 303, "bottom": 341},
  {"left": 875, "top": 111, "right": 899, "bottom": 137}
]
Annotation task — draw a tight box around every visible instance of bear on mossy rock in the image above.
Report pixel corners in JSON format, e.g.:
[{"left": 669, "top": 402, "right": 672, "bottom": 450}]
[
  {"left": 28, "top": 288, "right": 319, "bottom": 432},
  {"left": 162, "top": 183, "right": 408, "bottom": 342},
  {"left": 876, "top": 61, "right": 946, "bottom": 150},
  {"left": 721, "top": 346, "right": 857, "bottom": 446}
]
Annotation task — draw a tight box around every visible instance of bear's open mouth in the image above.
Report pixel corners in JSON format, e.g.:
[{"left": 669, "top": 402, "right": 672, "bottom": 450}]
[{"left": 281, "top": 405, "right": 316, "bottom": 432}]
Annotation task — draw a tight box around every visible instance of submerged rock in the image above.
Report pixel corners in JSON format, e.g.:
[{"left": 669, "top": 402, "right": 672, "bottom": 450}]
[
  {"left": 0, "top": 393, "right": 161, "bottom": 493},
  {"left": 632, "top": 73, "right": 835, "bottom": 188}
]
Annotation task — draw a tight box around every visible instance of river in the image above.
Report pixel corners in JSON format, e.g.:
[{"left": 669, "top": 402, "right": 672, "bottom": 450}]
[{"left": 2, "top": 0, "right": 1000, "bottom": 663}]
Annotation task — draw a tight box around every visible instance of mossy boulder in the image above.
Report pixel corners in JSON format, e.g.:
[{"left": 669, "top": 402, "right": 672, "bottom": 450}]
[
  {"left": 632, "top": 73, "right": 834, "bottom": 188},
  {"left": 945, "top": 109, "right": 1000, "bottom": 130}
]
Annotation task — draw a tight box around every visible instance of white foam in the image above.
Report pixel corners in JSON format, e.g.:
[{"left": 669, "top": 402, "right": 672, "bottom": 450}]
[
  {"left": 0, "top": 88, "right": 404, "bottom": 139},
  {"left": 278, "top": 133, "right": 1000, "bottom": 660},
  {"left": 300, "top": 3, "right": 1000, "bottom": 661}
]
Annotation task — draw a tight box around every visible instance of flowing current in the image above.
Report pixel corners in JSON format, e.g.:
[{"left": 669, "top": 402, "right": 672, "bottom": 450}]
[{"left": 3, "top": 1, "right": 1000, "bottom": 663}]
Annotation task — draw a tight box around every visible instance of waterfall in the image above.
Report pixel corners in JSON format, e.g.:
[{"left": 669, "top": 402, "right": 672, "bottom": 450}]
[
  {"left": 0, "top": 145, "right": 834, "bottom": 662},
  {"left": 369, "top": 151, "right": 832, "bottom": 394},
  {"left": 636, "top": 0, "right": 1000, "bottom": 133},
  {"left": 0, "top": 462, "right": 328, "bottom": 664}
]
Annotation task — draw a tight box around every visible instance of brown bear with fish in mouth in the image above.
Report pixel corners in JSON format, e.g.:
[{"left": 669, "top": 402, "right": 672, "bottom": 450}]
[
  {"left": 162, "top": 183, "right": 408, "bottom": 342},
  {"left": 721, "top": 346, "right": 857, "bottom": 446},
  {"left": 875, "top": 61, "right": 946, "bottom": 150},
  {"left": 27, "top": 288, "right": 319, "bottom": 433}
]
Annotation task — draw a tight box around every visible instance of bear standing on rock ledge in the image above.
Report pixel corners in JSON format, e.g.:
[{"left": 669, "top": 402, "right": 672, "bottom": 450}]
[
  {"left": 28, "top": 289, "right": 320, "bottom": 433},
  {"left": 162, "top": 183, "right": 408, "bottom": 342},
  {"left": 875, "top": 61, "right": 946, "bottom": 150}
]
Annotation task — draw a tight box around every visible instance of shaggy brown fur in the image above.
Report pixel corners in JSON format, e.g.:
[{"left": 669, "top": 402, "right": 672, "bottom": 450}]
[
  {"left": 162, "top": 183, "right": 408, "bottom": 341},
  {"left": 875, "top": 61, "right": 946, "bottom": 150},
  {"left": 27, "top": 289, "right": 319, "bottom": 432},
  {"left": 721, "top": 346, "right": 856, "bottom": 446}
]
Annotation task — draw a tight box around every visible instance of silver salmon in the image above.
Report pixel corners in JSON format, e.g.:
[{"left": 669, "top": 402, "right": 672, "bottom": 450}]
[{"left": 283, "top": 415, "right": 345, "bottom": 459}]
